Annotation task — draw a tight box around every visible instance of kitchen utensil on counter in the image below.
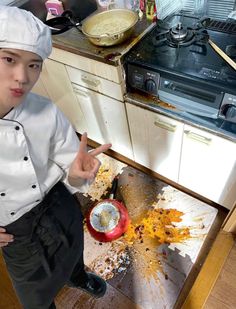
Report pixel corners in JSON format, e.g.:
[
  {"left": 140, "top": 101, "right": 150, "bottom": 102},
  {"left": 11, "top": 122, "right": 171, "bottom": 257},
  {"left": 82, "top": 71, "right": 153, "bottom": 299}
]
[
  {"left": 86, "top": 177, "right": 130, "bottom": 242},
  {"left": 44, "top": 10, "right": 80, "bottom": 34},
  {"left": 199, "top": 17, "right": 236, "bottom": 71},
  {"left": 44, "top": 8, "right": 138, "bottom": 46},
  {"left": 208, "top": 39, "right": 236, "bottom": 71}
]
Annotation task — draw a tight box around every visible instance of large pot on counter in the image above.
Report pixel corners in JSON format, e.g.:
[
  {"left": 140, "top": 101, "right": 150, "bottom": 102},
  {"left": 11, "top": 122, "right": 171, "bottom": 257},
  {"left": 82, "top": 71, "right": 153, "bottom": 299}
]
[
  {"left": 82, "top": 9, "right": 138, "bottom": 46},
  {"left": 45, "top": 9, "right": 139, "bottom": 47}
]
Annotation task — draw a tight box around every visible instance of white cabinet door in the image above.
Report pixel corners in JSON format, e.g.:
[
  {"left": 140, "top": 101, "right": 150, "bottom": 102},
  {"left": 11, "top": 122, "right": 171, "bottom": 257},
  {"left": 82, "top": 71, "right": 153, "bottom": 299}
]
[
  {"left": 33, "top": 59, "right": 88, "bottom": 134},
  {"left": 126, "top": 103, "right": 184, "bottom": 182},
  {"left": 179, "top": 125, "right": 236, "bottom": 209},
  {"left": 72, "top": 84, "right": 134, "bottom": 159}
]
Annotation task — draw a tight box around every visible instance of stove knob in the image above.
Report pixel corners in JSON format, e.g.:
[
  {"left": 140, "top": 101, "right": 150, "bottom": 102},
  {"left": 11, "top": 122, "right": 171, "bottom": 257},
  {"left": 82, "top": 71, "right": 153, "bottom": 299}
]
[
  {"left": 145, "top": 79, "right": 157, "bottom": 93},
  {"left": 224, "top": 104, "right": 236, "bottom": 119}
]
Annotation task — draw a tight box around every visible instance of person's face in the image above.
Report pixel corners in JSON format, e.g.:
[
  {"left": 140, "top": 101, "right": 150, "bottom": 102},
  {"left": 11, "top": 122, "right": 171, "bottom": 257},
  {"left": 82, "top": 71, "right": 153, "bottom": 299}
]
[{"left": 0, "top": 48, "right": 43, "bottom": 115}]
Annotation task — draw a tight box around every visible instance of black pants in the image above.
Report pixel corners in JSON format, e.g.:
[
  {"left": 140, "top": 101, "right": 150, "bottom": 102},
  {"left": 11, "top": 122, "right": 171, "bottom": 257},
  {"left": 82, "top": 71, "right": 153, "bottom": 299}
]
[{"left": 2, "top": 182, "right": 87, "bottom": 309}]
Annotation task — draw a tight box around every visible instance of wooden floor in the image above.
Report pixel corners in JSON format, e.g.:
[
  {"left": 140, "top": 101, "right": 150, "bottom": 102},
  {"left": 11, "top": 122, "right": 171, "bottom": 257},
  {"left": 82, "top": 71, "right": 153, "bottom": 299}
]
[{"left": 204, "top": 242, "right": 236, "bottom": 309}]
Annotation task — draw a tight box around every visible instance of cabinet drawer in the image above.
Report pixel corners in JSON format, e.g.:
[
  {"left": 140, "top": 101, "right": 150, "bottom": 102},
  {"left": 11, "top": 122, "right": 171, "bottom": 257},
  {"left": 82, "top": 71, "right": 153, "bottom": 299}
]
[
  {"left": 50, "top": 48, "right": 123, "bottom": 83},
  {"left": 66, "top": 65, "right": 124, "bottom": 101}
]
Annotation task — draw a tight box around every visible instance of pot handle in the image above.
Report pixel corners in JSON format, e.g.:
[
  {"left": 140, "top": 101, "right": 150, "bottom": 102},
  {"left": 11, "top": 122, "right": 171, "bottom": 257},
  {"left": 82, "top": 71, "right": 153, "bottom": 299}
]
[
  {"left": 109, "top": 177, "right": 119, "bottom": 200},
  {"left": 44, "top": 16, "right": 71, "bottom": 34},
  {"left": 44, "top": 10, "right": 82, "bottom": 35},
  {"left": 62, "top": 10, "right": 82, "bottom": 30}
]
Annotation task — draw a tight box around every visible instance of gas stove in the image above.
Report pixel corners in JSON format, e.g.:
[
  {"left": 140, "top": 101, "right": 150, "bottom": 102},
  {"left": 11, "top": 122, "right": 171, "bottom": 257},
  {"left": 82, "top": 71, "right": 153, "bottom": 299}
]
[{"left": 124, "top": 14, "right": 236, "bottom": 123}]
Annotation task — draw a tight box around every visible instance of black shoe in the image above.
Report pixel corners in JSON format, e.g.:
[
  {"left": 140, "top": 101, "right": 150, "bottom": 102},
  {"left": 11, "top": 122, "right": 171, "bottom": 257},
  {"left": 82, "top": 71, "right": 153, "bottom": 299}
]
[{"left": 76, "top": 272, "right": 107, "bottom": 298}]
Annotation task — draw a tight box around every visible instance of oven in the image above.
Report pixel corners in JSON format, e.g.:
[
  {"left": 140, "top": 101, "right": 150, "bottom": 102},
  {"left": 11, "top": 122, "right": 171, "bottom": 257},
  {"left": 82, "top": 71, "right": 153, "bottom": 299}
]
[{"left": 124, "top": 14, "right": 236, "bottom": 124}]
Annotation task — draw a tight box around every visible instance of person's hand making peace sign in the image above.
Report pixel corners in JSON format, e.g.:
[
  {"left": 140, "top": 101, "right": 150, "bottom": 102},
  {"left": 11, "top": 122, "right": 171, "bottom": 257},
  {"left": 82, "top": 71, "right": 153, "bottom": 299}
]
[{"left": 68, "top": 133, "right": 112, "bottom": 186}]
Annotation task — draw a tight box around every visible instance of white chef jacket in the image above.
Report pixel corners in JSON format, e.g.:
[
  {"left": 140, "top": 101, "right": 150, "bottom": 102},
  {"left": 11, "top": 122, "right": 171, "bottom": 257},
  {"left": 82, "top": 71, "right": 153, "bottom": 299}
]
[{"left": 0, "top": 92, "right": 87, "bottom": 226}]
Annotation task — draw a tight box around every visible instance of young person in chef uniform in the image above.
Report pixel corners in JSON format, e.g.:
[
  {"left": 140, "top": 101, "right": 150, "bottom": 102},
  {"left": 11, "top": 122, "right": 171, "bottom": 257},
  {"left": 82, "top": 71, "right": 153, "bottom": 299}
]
[{"left": 0, "top": 5, "right": 111, "bottom": 309}]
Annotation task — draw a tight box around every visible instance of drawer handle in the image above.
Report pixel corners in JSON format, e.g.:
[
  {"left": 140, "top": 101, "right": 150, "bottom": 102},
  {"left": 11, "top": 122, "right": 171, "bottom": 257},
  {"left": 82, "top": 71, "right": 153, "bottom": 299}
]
[
  {"left": 72, "top": 86, "right": 89, "bottom": 98},
  {"left": 154, "top": 119, "right": 177, "bottom": 132},
  {"left": 81, "top": 74, "right": 100, "bottom": 87},
  {"left": 184, "top": 130, "right": 212, "bottom": 145}
]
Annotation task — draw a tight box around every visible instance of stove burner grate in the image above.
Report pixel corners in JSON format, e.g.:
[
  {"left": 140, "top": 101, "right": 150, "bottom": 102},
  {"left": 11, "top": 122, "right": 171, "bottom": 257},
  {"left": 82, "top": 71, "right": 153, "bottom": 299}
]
[
  {"left": 205, "top": 20, "right": 236, "bottom": 34},
  {"left": 152, "top": 19, "right": 209, "bottom": 48}
]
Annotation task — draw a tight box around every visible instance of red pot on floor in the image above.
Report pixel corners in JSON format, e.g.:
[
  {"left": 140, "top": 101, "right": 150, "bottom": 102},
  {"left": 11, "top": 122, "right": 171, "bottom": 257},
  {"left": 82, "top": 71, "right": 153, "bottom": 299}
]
[{"left": 86, "top": 198, "right": 130, "bottom": 242}]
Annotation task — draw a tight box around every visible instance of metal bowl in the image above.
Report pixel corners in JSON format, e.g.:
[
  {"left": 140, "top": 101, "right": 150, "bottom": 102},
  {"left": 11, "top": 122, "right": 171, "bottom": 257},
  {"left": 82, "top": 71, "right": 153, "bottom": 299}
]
[{"left": 81, "top": 9, "right": 139, "bottom": 46}]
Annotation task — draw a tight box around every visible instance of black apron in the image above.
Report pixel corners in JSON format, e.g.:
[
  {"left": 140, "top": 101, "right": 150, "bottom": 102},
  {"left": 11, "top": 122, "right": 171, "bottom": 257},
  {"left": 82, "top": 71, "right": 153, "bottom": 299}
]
[{"left": 2, "top": 182, "right": 86, "bottom": 309}]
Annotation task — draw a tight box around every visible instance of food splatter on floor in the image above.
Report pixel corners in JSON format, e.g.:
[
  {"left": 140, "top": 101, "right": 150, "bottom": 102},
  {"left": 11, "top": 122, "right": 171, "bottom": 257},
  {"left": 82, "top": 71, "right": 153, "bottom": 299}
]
[
  {"left": 84, "top": 155, "right": 127, "bottom": 201},
  {"left": 79, "top": 161, "right": 219, "bottom": 309},
  {"left": 122, "top": 203, "right": 191, "bottom": 282},
  {"left": 124, "top": 207, "right": 190, "bottom": 245},
  {"left": 88, "top": 241, "right": 132, "bottom": 280},
  {"left": 86, "top": 202, "right": 191, "bottom": 284},
  {"left": 81, "top": 162, "right": 217, "bottom": 306}
]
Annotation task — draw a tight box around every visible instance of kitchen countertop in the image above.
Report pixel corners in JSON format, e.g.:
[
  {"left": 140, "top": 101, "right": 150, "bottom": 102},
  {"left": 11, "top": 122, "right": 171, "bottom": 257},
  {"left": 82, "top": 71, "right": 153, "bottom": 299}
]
[{"left": 51, "top": 14, "right": 154, "bottom": 65}]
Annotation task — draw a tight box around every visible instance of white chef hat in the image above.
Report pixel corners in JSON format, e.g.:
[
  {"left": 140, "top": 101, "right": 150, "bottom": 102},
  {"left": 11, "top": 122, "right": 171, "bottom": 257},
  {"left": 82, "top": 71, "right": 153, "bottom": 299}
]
[{"left": 0, "top": 5, "right": 52, "bottom": 60}]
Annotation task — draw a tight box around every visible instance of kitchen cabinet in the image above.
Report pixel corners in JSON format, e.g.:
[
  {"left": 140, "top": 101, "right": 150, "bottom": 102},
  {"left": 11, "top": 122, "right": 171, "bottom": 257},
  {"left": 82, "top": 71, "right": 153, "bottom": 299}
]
[
  {"left": 31, "top": 46, "right": 235, "bottom": 209},
  {"left": 32, "top": 58, "right": 88, "bottom": 134},
  {"left": 70, "top": 82, "right": 133, "bottom": 159},
  {"left": 179, "top": 125, "right": 236, "bottom": 209},
  {"left": 32, "top": 48, "right": 133, "bottom": 159},
  {"left": 126, "top": 103, "right": 236, "bottom": 209},
  {"left": 126, "top": 103, "right": 184, "bottom": 182}
]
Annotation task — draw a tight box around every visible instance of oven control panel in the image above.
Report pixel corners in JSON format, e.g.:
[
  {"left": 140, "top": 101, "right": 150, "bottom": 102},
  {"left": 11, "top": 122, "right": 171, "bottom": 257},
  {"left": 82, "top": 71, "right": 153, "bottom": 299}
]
[
  {"left": 127, "top": 64, "right": 160, "bottom": 95},
  {"left": 218, "top": 93, "right": 236, "bottom": 123}
]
